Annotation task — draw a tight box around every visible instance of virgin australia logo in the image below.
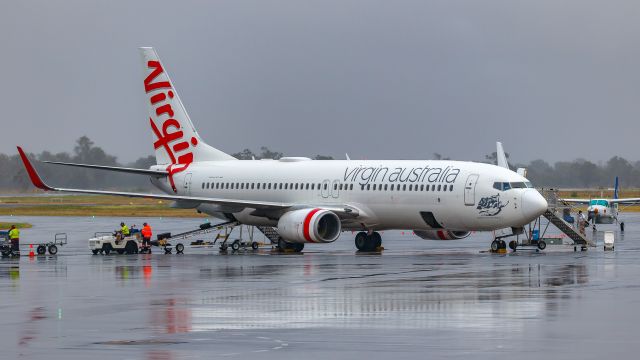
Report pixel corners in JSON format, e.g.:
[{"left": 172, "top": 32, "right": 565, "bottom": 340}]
[{"left": 477, "top": 194, "right": 509, "bottom": 216}]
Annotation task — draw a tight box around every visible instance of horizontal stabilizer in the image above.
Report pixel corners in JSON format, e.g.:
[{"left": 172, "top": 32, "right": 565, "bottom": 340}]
[{"left": 42, "top": 160, "right": 168, "bottom": 177}]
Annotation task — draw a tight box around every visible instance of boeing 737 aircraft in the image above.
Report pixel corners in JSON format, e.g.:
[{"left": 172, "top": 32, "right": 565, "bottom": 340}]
[{"left": 17, "top": 47, "right": 548, "bottom": 252}]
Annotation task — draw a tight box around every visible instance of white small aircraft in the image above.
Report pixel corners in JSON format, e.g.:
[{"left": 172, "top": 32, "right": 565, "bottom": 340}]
[
  {"left": 560, "top": 177, "right": 640, "bottom": 224},
  {"left": 17, "top": 47, "right": 548, "bottom": 252}
]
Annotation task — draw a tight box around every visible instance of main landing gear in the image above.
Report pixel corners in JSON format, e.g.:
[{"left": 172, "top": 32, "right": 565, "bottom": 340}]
[
  {"left": 354, "top": 231, "right": 382, "bottom": 252},
  {"left": 277, "top": 237, "right": 304, "bottom": 253}
]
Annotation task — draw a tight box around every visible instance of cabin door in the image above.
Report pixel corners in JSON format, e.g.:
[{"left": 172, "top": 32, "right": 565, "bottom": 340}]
[{"left": 464, "top": 174, "right": 479, "bottom": 206}]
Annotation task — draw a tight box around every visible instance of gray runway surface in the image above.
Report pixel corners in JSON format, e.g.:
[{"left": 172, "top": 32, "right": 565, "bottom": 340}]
[{"left": 1, "top": 215, "right": 640, "bottom": 359}]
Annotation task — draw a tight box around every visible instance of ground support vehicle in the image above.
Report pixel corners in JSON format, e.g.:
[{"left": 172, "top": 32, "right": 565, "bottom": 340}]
[
  {"left": 1, "top": 232, "right": 66, "bottom": 257},
  {"left": 89, "top": 230, "right": 142, "bottom": 255}
]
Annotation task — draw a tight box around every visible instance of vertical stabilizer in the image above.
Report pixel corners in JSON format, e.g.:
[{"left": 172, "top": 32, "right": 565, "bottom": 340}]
[
  {"left": 139, "top": 47, "right": 236, "bottom": 165},
  {"left": 496, "top": 142, "right": 509, "bottom": 169}
]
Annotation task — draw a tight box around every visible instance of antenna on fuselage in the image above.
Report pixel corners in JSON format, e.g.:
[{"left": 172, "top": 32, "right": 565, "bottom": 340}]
[{"left": 345, "top": 153, "right": 351, "bottom": 160}]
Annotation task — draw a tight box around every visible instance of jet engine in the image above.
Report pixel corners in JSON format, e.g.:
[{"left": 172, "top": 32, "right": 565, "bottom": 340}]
[
  {"left": 277, "top": 208, "right": 341, "bottom": 243},
  {"left": 414, "top": 230, "right": 471, "bottom": 240}
]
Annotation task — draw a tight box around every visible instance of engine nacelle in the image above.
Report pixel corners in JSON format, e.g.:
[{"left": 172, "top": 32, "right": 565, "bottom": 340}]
[
  {"left": 277, "top": 208, "right": 341, "bottom": 244},
  {"left": 414, "top": 230, "right": 471, "bottom": 240}
]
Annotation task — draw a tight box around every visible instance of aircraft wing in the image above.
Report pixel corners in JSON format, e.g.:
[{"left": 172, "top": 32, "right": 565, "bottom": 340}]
[
  {"left": 18, "top": 146, "right": 291, "bottom": 210},
  {"left": 18, "top": 147, "right": 361, "bottom": 218},
  {"left": 610, "top": 198, "right": 640, "bottom": 205},
  {"left": 559, "top": 198, "right": 591, "bottom": 204},
  {"left": 42, "top": 160, "right": 168, "bottom": 176}
]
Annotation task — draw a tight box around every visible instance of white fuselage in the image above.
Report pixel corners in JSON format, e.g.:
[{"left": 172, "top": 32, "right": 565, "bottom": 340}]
[
  {"left": 586, "top": 200, "right": 617, "bottom": 224},
  {"left": 150, "top": 159, "right": 547, "bottom": 232}
]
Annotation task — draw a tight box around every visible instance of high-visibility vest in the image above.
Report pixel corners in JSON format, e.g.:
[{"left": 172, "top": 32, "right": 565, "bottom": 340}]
[
  {"left": 121, "top": 225, "right": 130, "bottom": 236},
  {"left": 141, "top": 225, "right": 152, "bottom": 238},
  {"left": 8, "top": 228, "right": 19, "bottom": 239}
]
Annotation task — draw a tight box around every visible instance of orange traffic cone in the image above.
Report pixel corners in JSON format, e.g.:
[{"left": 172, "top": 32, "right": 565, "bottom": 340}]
[{"left": 29, "top": 244, "right": 34, "bottom": 257}]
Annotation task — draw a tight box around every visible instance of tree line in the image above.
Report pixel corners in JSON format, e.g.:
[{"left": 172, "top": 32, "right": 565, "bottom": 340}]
[{"left": 0, "top": 136, "right": 638, "bottom": 191}]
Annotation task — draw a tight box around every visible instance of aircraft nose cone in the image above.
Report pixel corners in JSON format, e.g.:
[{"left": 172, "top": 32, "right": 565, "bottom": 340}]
[{"left": 522, "top": 189, "right": 548, "bottom": 220}]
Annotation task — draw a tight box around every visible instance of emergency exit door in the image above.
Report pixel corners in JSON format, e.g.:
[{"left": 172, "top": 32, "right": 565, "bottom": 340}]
[{"left": 464, "top": 174, "right": 479, "bottom": 206}]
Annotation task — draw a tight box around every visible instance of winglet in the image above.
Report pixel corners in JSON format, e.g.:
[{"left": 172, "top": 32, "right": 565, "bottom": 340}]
[{"left": 16, "top": 147, "right": 54, "bottom": 191}]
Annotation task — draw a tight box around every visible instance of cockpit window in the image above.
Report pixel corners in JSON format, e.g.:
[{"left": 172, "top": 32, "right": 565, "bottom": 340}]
[
  {"left": 493, "top": 182, "right": 512, "bottom": 191},
  {"left": 510, "top": 182, "right": 527, "bottom": 189},
  {"left": 589, "top": 200, "right": 609, "bottom": 207},
  {"left": 525, "top": 181, "right": 533, "bottom": 188}
]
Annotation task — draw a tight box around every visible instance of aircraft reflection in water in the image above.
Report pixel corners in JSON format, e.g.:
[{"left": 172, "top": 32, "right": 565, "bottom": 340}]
[{"left": 186, "top": 262, "right": 589, "bottom": 331}]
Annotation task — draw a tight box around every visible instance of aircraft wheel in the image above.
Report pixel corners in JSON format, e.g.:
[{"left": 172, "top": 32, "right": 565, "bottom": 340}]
[
  {"left": 508, "top": 240, "right": 517, "bottom": 251},
  {"left": 176, "top": 243, "right": 185, "bottom": 254},
  {"left": 124, "top": 240, "right": 138, "bottom": 255},
  {"left": 371, "top": 232, "right": 382, "bottom": 249},
  {"left": 537, "top": 240, "right": 546, "bottom": 250},
  {"left": 231, "top": 240, "right": 240, "bottom": 251},
  {"left": 37, "top": 245, "right": 47, "bottom": 255},
  {"left": 251, "top": 242, "right": 259, "bottom": 250},
  {"left": 490, "top": 240, "right": 500, "bottom": 252},
  {"left": 354, "top": 232, "right": 368, "bottom": 251},
  {"left": 48, "top": 245, "right": 58, "bottom": 255}
]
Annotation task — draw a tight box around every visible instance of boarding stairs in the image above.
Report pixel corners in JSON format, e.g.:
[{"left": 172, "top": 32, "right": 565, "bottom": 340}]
[
  {"left": 541, "top": 189, "right": 592, "bottom": 247},
  {"left": 256, "top": 226, "right": 281, "bottom": 244}
]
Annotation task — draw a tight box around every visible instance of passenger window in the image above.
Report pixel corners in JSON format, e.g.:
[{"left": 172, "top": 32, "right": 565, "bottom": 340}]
[
  {"left": 431, "top": 185, "right": 435, "bottom": 191},
  {"left": 285, "top": 184, "right": 288, "bottom": 190},
  {"left": 334, "top": 183, "right": 337, "bottom": 190},
  {"left": 373, "top": 184, "right": 376, "bottom": 190},
  {"left": 384, "top": 184, "right": 388, "bottom": 191},
  {"left": 350, "top": 184, "right": 353, "bottom": 190},
  {"left": 449, "top": 184, "right": 453, "bottom": 191},
  {"left": 442, "top": 185, "right": 447, "bottom": 192},
  {"left": 420, "top": 184, "right": 424, "bottom": 191},
  {"left": 391, "top": 184, "right": 394, "bottom": 191},
  {"left": 409, "top": 184, "right": 413, "bottom": 191},
  {"left": 425, "top": 184, "right": 429, "bottom": 191},
  {"left": 251, "top": 183, "right": 255, "bottom": 189},
  {"left": 295, "top": 184, "right": 298, "bottom": 190},
  {"left": 366, "top": 184, "right": 370, "bottom": 190},
  {"left": 403, "top": 184, "right": 406, "bottom": 191},
  {"left": 437, "top": 185, "right": 441, "bottom": 191},
  {"left": 312, "top": 184, "right": 315, "bottom": 190},
  {"left": 324, "top": 183, "right": 328, "bottom": 190}
]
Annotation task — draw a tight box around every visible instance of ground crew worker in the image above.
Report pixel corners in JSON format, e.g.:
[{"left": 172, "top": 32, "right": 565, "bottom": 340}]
[
  {"left": 141, "top": 222, "right": 152, "bottom": 252},
  {"left": 577, "top": 211, "right": 587, "bottom": 236},
  {"left": 121, "top": 222, "right": 130, "bottom": 237},
  {"left": 8, "top": 225, "right": 20, "bottom": 256},
  {"left": 116, "top": 222, "right": 130, "bottom": 243}
]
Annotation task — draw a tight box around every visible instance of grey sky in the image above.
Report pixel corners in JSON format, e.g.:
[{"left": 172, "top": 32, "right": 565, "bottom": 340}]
[{"left": 1, "top": 0, "right": 639, "bottom": 164}]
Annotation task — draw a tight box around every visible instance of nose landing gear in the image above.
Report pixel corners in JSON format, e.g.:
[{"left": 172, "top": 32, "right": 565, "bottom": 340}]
[{"left": 354, "top": 231, "right": 382, "bottom": 252}]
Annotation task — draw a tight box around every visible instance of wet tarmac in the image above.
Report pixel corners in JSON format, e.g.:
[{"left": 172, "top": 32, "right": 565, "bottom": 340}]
[{"left": 1, "top": 214, "right": 640, "bottom": 359}]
